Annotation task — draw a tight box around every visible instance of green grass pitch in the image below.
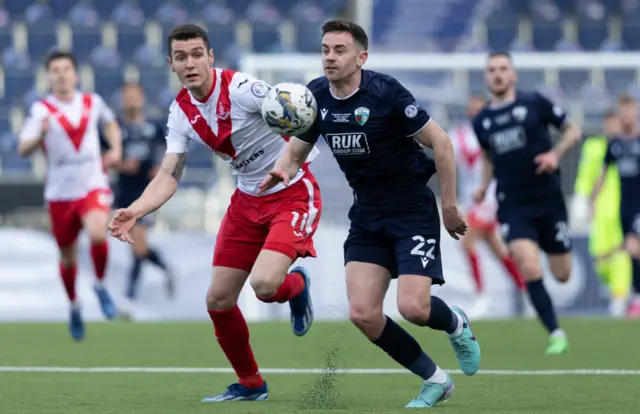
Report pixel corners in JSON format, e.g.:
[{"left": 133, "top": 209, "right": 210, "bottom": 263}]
[{"left": 1, "top": 319, "right": 639, "bottom": 413}]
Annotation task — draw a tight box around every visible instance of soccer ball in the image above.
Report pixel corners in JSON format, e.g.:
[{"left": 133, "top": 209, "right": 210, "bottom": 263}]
[{"left": 261, "top": 82, "right": 317, "bottom": 136}]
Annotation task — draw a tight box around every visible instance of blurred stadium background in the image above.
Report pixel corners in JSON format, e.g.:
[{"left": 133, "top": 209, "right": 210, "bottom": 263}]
[{"left": 0, "top": 0, "right": 633, "bottom": 321}]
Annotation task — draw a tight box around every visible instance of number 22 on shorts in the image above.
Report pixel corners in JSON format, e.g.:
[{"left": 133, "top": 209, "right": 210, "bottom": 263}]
[{"left": 410, "top": 235, "right": 436, "bottom": 268}]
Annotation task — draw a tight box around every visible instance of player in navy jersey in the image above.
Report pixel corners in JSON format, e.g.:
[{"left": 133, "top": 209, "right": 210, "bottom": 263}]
[
  {"left": 113, "top": 83, "right": 175, "bottom": 302},
  {"left": 259, "top": 20, "right": 479, "bottom": 408},
  {"left": 593, "top": 94, "right": 640, "bottom": 317},
  {"left": 471, "top": 52, "right": 582, "bottom": 354}
]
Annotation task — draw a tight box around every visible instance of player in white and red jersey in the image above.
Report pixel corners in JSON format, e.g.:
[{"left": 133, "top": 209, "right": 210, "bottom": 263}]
[
  {"left": 108, "top": 24, "right": 321, "bottom": 402},
  {"left": 18, "top": 51, "right": 123, "bottom": 340},
  {"left": 451, "top": 95, "right": 524, "bottom": 315}
]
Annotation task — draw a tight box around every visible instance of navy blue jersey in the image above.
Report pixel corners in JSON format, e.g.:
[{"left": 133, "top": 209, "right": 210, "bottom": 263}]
[
  {"left": 116, "top": 119, "right": 165, "bottom": 206},
  {"left": 297, "top": 70, "right": 436, "bottom": 211},
  {"left": 472, "top": 91, "right": 567, "bottom": 205},
  {"left": 605, "top": 136, "right": 640, "bottom": 215}
]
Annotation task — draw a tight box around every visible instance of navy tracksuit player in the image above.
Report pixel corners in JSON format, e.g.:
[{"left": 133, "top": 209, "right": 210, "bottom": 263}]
[
  {"left": 593, "top": 94, "right": 640, "bottom": 317},
  {"left": 259, "top": 20, "right": 480, "bottom": 408},
  {"left": 472, "top": 52, "right": 582, "bottom": 354},
  {"left": 114, "top": 83, "right": 175, "bottom": 301}
]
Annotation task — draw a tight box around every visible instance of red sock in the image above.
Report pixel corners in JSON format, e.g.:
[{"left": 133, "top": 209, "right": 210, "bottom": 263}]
[
  {"left": 90, "top": 241, "right": 108, "bottom": 281},
  {"left": 208, "top": 306, "right": 264, "bottom": 388},
  {"left": 466, "top": 251, "right": 483, "bottom": 293},
  {"left": 258, "top": 272, "right": 305, "bottom": 303},
  {"left": 502, "top": 255, "right": 526, "bottom": 290},
  {"left": 59, "top": 263, "right": 77, "bottom": 302}
]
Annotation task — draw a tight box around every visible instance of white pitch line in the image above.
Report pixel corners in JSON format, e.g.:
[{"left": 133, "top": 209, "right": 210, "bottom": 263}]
[{"left": 0, "top": 367, "right": 639, "bottom": 375}]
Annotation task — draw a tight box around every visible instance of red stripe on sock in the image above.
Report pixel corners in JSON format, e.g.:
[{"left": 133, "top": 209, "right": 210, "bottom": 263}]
[
  {"left": 59, "top": 263, "right": 77, "bottom": 302},
  {"left": 208, "top": 306, "right": 264, "bottom": 388},
  {"left": 90, "top": 241, "right": 108, "bottom": 280},
  {"left": 258, "top": 272, "right": 305, "bottom": 304}
]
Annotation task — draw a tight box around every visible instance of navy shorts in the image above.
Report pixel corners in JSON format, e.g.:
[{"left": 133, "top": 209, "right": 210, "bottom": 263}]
[
  {"left": 497, "top": 195, "right": 571, "bottom": 254},
  {"left": 343, "top": 202, "right": 444, "bottom": 284},
  {"left": 620, "top": 209, "right": 640, "bottom": 237}
]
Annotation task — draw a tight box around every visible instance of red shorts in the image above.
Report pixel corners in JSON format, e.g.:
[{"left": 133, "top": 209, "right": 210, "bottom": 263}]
[
  {"left": 47, "top": 189, "right": 112, "bottom": 248},
  {"left": 467, "top": 204, "right": 497, "bottom": 233},
  {"left": 213, "top": 170, "right": 322, "bottom": 272}
]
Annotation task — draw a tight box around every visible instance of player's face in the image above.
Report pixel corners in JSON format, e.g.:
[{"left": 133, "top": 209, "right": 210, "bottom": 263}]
[
  {"left": 122, "top": 85, "right": 145, "bottom": 115},
  {"left": 321, "top": 32, "right": 367, "bottom": 82},
  {"left": 168, "top": 38, "right": 214, "bottom": 91},
  {"left": 618, "top": 101, "right": 638, "bottom": 128},
  {"left": 603, "top": 115, "right": 620, "bottom": 137},
  {"left": 485, "top": 56, "right": 516, "bottom": 97},
  {"left": 47, "top": 58, "right": 78, "bottom": 94},
  {"left": 466, "top": 96, "right": 485, "bottom": 119}
]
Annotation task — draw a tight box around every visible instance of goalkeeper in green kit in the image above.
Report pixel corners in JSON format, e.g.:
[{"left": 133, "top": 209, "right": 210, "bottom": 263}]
[{"left": 571, "top": 110, "right": 631, "bottom": 316}]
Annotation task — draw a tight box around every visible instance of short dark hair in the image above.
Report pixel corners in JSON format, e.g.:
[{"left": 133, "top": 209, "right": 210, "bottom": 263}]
[
  {"left": 45, "top": 51, "right": 77, "bottom": 70},
  {"left": 166, "top": 24, "right": 210, "bottom": 56},
  {"left": 321, "top": 20, "right": 368, "bottom": 50},
  {"left": 617, "top": 92, "right": 636, "bottom": 105},
  {"left": 121, "top": 82, "right": 143, "bottom": 92},
  {"left": 488, "top": 51, "right": 512, "bottom": 61},
  {"left": 604, "top": 109, "right": 618, "bottom": 119}
]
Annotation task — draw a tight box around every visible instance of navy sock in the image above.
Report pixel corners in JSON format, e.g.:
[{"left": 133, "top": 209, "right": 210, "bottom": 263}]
[
  {"left": 372, "top": 316, "right": 437, "bottom": 380},
  {"left": 127, "top": 256, "right": 143, "bottom": 299},
  {"left": 147, "top": 248, "right": 167, "bottom": 270},
  {"left": 526, "top": 279, "right": 559, "bottom": 333},
  {"left": 632, "top": 260, "right": 640, "bottom": 295},
  {"left": 423, "top": 296, "right": 458, "bottom": 334}
]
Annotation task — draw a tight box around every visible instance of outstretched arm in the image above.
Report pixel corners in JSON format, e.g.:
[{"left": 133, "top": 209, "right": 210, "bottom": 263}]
[
  {"left": 128, "top": 152, "right": 187, "bottom": 218},
  {"left": 274, "top": 138, "right": 314, "bottom": 180}
]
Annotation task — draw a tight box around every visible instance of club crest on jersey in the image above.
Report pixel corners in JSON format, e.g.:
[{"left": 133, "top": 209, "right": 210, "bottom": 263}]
[
  {"left": 512, "top": 106, "right": 527, "bottom": 122},
  {"left": 354, "top": 107, "right": 369, "bottom": 126},
  {"left": 217, "top": 102, "right": 230, "bottom": 120}
]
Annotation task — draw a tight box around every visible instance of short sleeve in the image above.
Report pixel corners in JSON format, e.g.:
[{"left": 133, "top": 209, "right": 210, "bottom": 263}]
[
  {"left": 388, "top": 77, "right": 431, "bottom": 137},
  {"left": 165, "top": 102, "right": 190, "bottom": 153},
  {"left": 231, "top": 72, "right": 271, "bottom": 114},
  {"left": 471, "top": 116, "right": 490, "bottom": 152},
  {"left": 604, "top": 139, "right": 618, "bottom": 165},
  {"left": 19, "top": 102, "right": 47, "bottom": 142},
  {"left": 93, "top": 94, "right": 116, "bottom": 123},
  {"left": 535, "top": 92, "right": 567, "bottom": 129}
]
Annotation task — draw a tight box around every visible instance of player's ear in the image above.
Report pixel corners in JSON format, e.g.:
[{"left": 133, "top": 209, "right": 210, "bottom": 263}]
[
  {"left": 166, "top": 55, "right": 175, "bottom": 72},
  {"left": 208, "top": 49, "right": 214, "bottom": 66},
  {"left": 357, "top": 50, "right": 368, "bottom": 68}
]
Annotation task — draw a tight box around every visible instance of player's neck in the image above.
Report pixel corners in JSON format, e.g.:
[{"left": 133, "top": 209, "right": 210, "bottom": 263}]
[
  {"left": 52, "top": 89, "right": 76, "bottom": 102},
  {"left": 123, "top": 112, "right": 144, "bottom": 124},
  {"left": 621, "top": 125, "right": 638, "bottom": 137},
  {"left": 330, "top": 70, "right": 361, "bottom": 99},
  {"left": 490, "top": 88, "right": 516, "bottom": 106}
]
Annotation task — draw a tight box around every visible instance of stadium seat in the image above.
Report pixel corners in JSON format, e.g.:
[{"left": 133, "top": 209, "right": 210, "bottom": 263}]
[
  {"left": 293, "top": 21, "right": 322, "bottom": 53},
  {"left": 4, "top": 70, "right": 36, "bottom": 106},
  {"left": 26, "top": 21, "right": 58, "bottom": 58},
  {"left": 530, "top": 3, "right": 565, "bottom": 51},
  {"left": 575, "top": 1, "right": 610, "bottom": 51},
  {"left": 93, "top": 67, "right": 126, "bottom": 103},
  {"left": 558, "top": 70, "right": 591, "bottom": 97},
  {"left": 604, "top": 69, "right": 637, "bottom": 96},
  {"left": 71, "top": 24, "right": 102, "bottom": 63},
  {"left": 4, "top": 0, "right": 28, "bottom": 16},
  {"left": 50, "top": 0, "right": 77, "bottom": 18},
  {"left": 116, "top": 26, "right": 146, "bottom": 60},
  {"left": 250, "top": 22, "right": 282, "bottom": 53},
  {"left": 204, "top": 23, "right": 237, "bottom": 53}
]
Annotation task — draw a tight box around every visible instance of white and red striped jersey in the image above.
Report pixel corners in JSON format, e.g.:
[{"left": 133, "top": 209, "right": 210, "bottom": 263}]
[
  {"left": 19, "top": 92, "right": 115, "bottom": 201},
  {"left": 165, "top": 68, "right": 319, "bottom": 196},
  {"left": 449, "top": 122, "right": 496, "bottom": 213}
]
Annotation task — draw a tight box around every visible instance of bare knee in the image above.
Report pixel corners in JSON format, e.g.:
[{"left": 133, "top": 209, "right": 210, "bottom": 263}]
[
  {"left": 349, "top": 305, "right": 386, "bottom": 340},
  {"left": 550, "top": 255, "right": 572, "bottom": 283},
  {"left": 60, "top": 245, "right": 77, "bottom": 267},
  {"left": 519, "top": 259, "right": 543, "bottom": 282},
  {"left": 398, "top": 300, "right": 432, "bottom": 326},
  {"left": 205, "top": 285, "right": 237, "bottom": 311},
  {"left": 249, "top": 272, "right": 284, "bottom": 299}
]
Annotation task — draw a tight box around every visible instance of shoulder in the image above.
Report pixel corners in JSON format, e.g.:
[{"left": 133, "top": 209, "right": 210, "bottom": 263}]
[
  {"left": 306, "top": 76, "right": 329, "bottom": 95},
  {"left": 364, "top": 70, "right": 401, "bottom": 93},
  {"left": 228, "top": 70, "right": 270, "bottom": 100},
  {"left": 89, "top": 92, "right": 108, "bottom": 107},
  {"left": 167, "top": 98, "right": 189, "bottom": 129},
  {"left": 471, "top": 109, "right": 490, "bottom": 132},
  {"left": 28, "top": 100, "right": 47, "bottom": 116},
  {"left": 519, "top": 90, "right": 553, "bottom": 107}
]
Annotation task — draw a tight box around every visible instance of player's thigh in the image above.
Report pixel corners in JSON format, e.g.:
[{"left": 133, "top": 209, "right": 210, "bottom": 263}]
[
  {"left": 48, "top": 200, "right": 83, "bottom": 252},
  {"left": 346, "top": 261, "right": 391, "bottom": 339},
  {"left": 535, "top": 199, "right": 572, "bottom": 256},
  {"left": 80, "top": 189, "right": 112, "bottom": 243},
  {"left": 206, "top": 266, "right": 250, "bottom": 310},
  {"left": 249, "top": 249, "right": 296, "bottom": 299},
  {"left": 212, "top": 196, "right": 266, "bottom": 273},
  {"left": 264, "top": 173, "right": 323, "bottom": 261},
  {"left": 507, "top": 239, "right": 544, "bottom": 281},
  {"left": 130, "top": 223, "right": 149, "bottom": 256}
]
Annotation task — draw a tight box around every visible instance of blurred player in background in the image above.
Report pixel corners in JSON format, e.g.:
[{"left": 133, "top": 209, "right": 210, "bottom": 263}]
[
  {"left": 472, "top": 52, "right": 582, "bottom": 354},
  {"left": 572, "top": 108, "right": 630, "bottom": 317},
  {"left": 592, "top": 95, "right": 640, "bottom": 317},
  {"left": 450, "top": 95, "right": 525, "bottom": 317},
  {"left": 113, "top": 83, "right": 175, "bottom": 302},
  {"left": 17, "top": 51, "right": 122, "bottom": 341},
  {"left": 261, "top": 20, "right": 479, "bottom": 408},
  {"left": 108, "top": 24, "right": 319, "bottom": 402}
]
